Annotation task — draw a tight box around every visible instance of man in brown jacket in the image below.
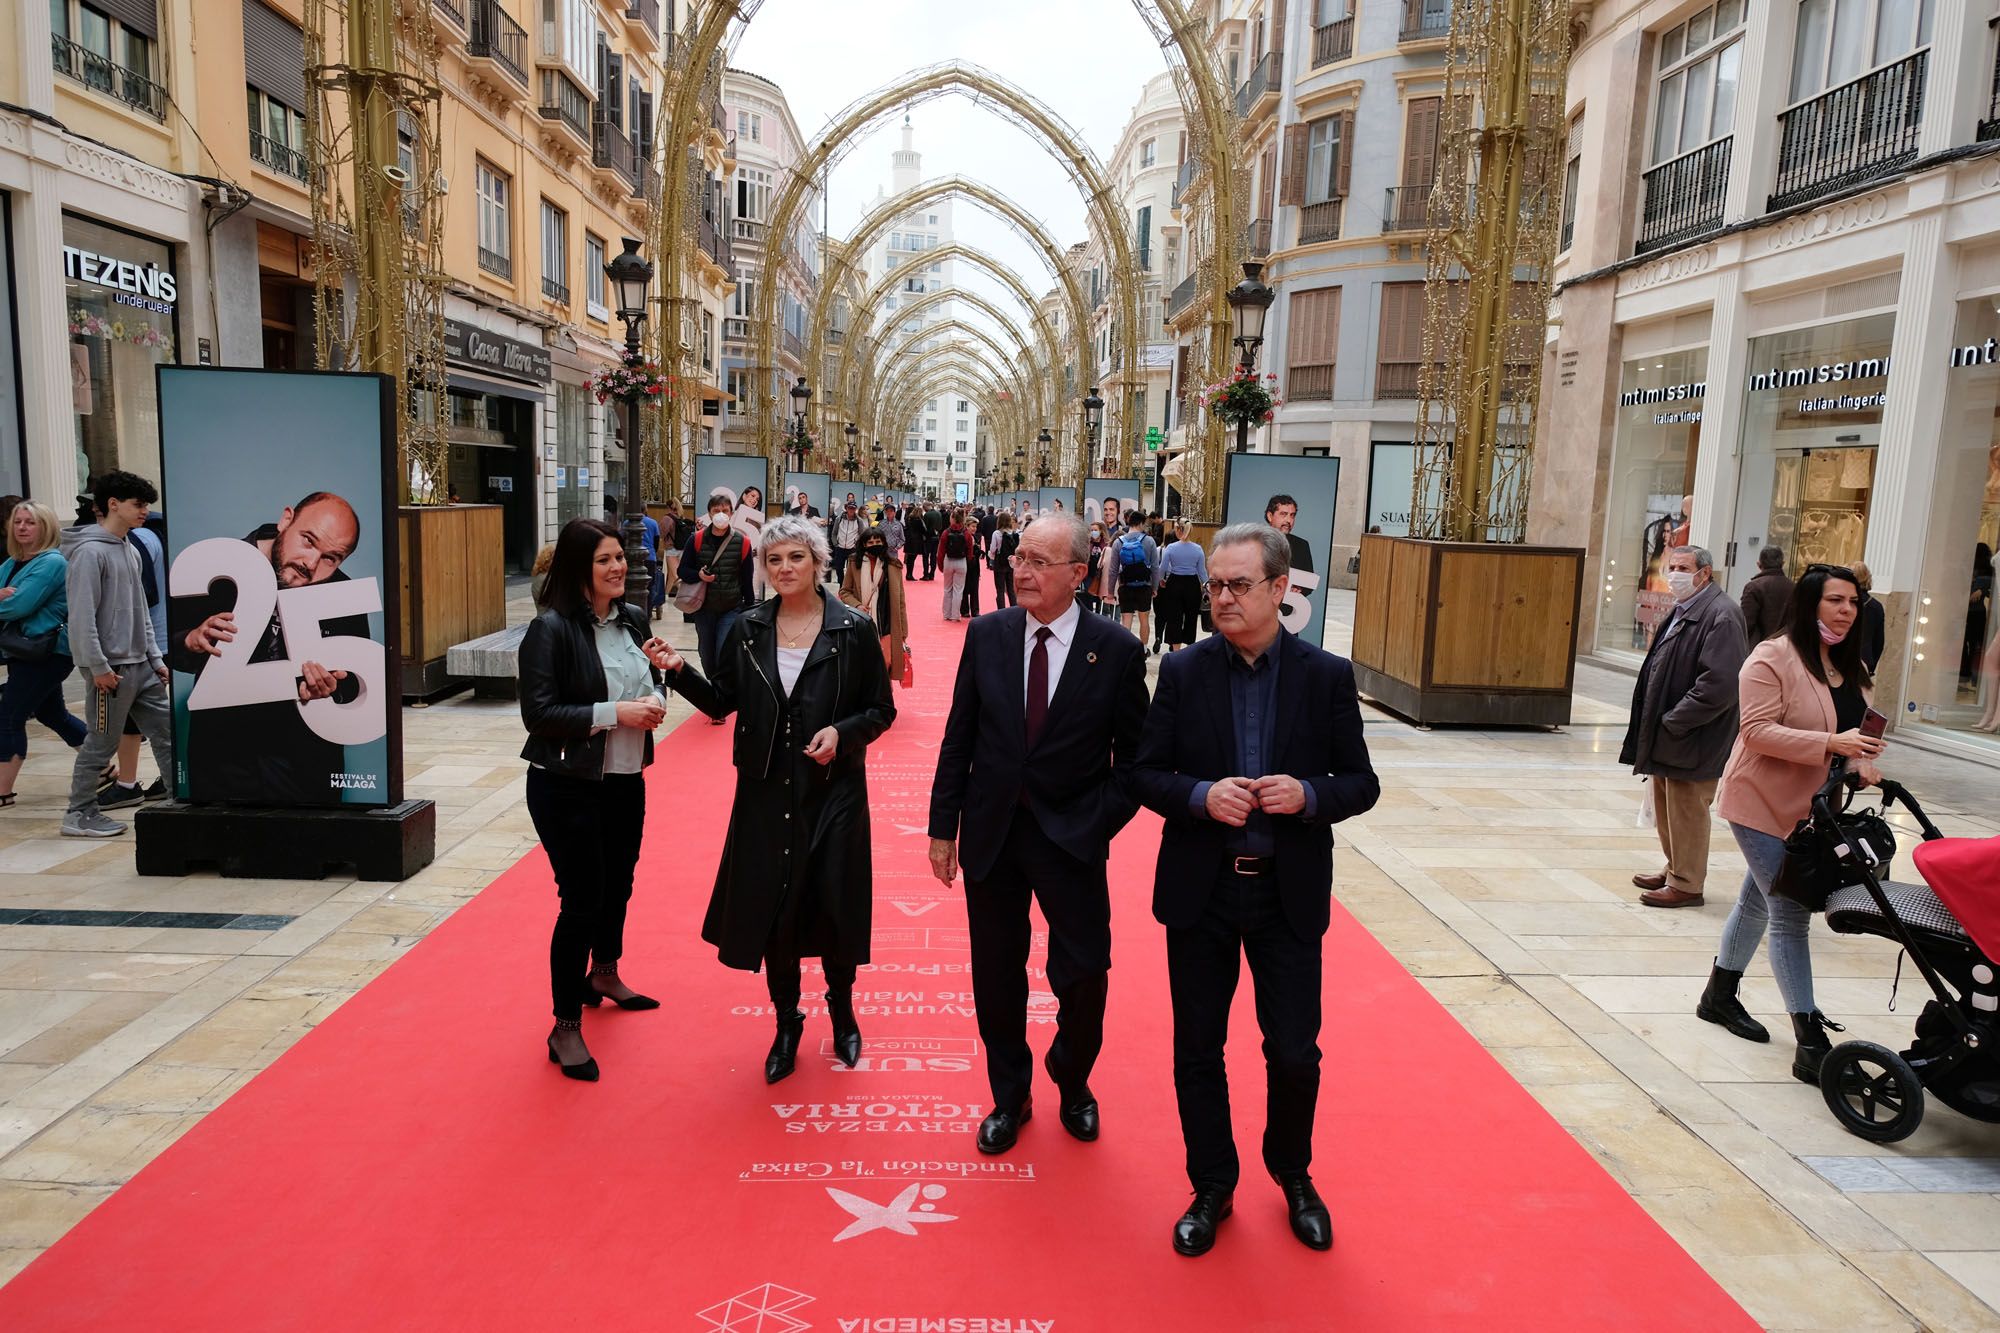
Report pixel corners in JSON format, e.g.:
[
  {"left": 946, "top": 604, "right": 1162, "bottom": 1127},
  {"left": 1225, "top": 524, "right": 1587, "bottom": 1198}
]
[
  {"left": 1739, "top": 545, "right": 1793, "bottom": 644},
  {"left": 1619, "top": 546, "right": 1749, "bottom": 908}
]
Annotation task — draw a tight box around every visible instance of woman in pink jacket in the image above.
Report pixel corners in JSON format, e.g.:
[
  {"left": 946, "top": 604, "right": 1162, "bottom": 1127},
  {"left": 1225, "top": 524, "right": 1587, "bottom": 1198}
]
[{"left": 1702, "top": 566, "right": 1886, "bottom": 1082}]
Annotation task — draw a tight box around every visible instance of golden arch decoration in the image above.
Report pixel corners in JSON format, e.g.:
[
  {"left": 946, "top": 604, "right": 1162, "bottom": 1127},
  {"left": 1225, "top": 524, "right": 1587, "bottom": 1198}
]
[
  {"left": 651, "top": 0, "right": 1243, "bottom": 517},
  {"left": 866, "top": 334, "right": 1034, "bottom": 443},
  {"left": 865, "top": 365, "right": 1017, "bottom": 493},
  {"left": 852, "top": 294, "right": 1056, "bottom": 433},
  {"left": 842, "top": 283, "right": 1059, "bottom": 430}
]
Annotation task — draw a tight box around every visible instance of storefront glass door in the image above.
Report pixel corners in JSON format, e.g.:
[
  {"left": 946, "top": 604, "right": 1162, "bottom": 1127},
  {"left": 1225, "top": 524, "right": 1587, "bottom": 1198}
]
[{"left": 1768, "top": 445, "right": 1875, "bottom": 575}]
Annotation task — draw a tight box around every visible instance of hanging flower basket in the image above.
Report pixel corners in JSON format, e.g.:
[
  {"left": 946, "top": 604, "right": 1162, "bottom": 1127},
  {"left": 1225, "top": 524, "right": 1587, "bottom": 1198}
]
[
  {"left": 1201, "top": 367, "right": 1281, "bottom": 425},
  {"left": 589, "top": 348, "right": 675, "bottom": 405}
]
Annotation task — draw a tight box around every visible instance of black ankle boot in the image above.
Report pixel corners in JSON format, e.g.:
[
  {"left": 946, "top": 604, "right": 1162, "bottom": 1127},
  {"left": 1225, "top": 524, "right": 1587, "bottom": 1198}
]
[
  {"left": 828, "top": 990, "right": 862, "bottom": 1068},
  {"left": 1790, "top": 1011, "right": 1844, "bottom": 1084},
  {"left": 1696, "top": 960, "right": 1770, "bottom": 1043},
  {"left": 765, "top": 1009, "right": 805, "bottom": 1084}
]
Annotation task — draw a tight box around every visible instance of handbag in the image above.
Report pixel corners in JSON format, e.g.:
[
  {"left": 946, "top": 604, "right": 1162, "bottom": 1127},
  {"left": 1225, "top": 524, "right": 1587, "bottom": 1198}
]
[
  {"left": 672, "top": 529, "right": 732, "bottom": 614},
  {"left": 1772, "top": 806, "right": 1898, "bottom": 912},
  {"left": 0, "top": 558, "right": 57, "bottom": 663}
]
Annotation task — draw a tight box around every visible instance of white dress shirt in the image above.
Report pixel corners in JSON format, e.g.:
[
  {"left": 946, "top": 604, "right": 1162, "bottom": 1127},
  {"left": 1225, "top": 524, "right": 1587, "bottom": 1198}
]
[{"left": 1023, "top": 598, "right": 1082, "bottom": 710}]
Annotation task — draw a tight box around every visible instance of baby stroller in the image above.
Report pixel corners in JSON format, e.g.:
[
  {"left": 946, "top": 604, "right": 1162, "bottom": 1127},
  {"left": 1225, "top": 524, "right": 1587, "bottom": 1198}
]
[{"left": 1813, "top": 769, "right": 2000, "bottom": 1143}]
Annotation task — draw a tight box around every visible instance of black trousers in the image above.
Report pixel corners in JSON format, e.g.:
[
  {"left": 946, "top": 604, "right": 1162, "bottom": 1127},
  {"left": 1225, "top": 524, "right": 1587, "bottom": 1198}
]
[
  {"left": 765, "top": 953, "right": 859, "bottom": 1011},
  {"left": 1166, "top": 865, "right": 1322, "bottom": 1191},
  {"left": 991, "top": 564, "right": 1015, "bottom": 609},
  {"left": 527, "top": 767, "right": 646, "bottom": 1021},
  {"left": 965, "top": 807, "right": 1111, "bottom": 1112},
  {"left": 961, "top": 557, "right": 983, "bottom": 617},
  {"left": 912, "top": 539, "right": 933, "bottom": 579},
  {"left": 1159, "top": 574, "right": 1203, "bottom": 645}
]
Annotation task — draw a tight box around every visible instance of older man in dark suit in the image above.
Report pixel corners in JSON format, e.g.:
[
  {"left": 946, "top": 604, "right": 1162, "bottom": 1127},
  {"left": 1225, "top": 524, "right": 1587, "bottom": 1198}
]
[
  {"left": 1133, "top": 522, "right": 1380, "bottom": 1258},
  {"left": 930, "top": 511, "right": 1149, "bottom": 1154}
]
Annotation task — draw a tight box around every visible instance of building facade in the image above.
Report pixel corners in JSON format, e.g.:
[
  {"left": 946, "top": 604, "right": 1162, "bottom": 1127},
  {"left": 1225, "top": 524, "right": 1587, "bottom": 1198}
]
[{"left": 1543, "top": 0, "right": 2000, "bottom": 763}]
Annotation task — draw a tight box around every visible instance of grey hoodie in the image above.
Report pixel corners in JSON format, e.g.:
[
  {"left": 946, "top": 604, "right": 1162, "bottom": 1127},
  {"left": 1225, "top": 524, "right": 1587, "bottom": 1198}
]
[{"left": 61, "top": 524, "right": 163, "bottom": 678}]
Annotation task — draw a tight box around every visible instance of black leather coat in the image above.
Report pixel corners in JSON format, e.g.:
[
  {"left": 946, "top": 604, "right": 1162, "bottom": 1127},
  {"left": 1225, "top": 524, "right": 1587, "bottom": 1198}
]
[{"left": 517, "top": 603, "right": 674, "bottom": 778}]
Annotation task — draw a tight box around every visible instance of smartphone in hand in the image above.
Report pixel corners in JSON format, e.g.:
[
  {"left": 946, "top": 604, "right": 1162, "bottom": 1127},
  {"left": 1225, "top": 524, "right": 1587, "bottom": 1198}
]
[{"left": 1861, "top": 707, "right": 1890, "bottom": 740}]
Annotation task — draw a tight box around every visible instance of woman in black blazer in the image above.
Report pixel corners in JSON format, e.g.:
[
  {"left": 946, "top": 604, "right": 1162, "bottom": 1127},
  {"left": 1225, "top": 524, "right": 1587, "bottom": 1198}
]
[
  {"left": 518, "top": 518, "right": 690, "bottom": 1082},
  {"left": 661, "top": 515, "right": 896, "bottom": 1084}
]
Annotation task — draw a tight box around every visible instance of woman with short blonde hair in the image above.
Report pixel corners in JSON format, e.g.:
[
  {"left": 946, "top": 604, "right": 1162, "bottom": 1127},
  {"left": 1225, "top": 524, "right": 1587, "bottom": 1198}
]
[{"left": 0, "top": 502, "right": 88, "bottom": 805}]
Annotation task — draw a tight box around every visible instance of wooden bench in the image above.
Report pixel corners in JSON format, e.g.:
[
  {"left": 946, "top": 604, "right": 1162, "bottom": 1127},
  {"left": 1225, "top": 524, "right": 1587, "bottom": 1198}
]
[{"left": 445, "top": 624, "right": 529, "bottom": 700}]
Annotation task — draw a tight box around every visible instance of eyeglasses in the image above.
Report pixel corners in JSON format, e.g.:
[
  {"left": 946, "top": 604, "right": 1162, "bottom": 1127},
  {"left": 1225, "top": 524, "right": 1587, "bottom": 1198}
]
[
  {"left": 1204, "top": 577, "right": 1271, "bottom": 600},
  {"left": 1010, "top": 554, "right": 1079, "bottom": 573}
]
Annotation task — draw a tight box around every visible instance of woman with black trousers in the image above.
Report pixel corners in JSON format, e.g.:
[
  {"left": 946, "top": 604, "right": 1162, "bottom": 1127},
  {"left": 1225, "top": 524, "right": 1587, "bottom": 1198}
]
[
  {"left": 519, "top": 518, "right": 690, "bottom": 1081},
  {"left": 663, "top": 515, "right": 896, "bottom": 1083}
]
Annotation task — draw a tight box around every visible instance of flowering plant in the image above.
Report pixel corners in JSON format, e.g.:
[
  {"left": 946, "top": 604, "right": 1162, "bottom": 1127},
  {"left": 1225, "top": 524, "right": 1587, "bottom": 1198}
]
[
  {"left": 1201, "top": 367, "right": 1281, "bottom": 424},
  {"left": 69, "top": 308, "right": 174, "bottom": 354},
  {"left": 589, "top": 348, "right": 674, "bottom": 404}
]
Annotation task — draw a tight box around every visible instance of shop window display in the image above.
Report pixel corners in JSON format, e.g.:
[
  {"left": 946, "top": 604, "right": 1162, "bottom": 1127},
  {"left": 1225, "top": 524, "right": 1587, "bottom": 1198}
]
[
  {"left": 1598, "top": 347, "right": 1706, "bottom": 654},
  {"left": 64, "top": 215, "right": 178, "bottom": 500}
]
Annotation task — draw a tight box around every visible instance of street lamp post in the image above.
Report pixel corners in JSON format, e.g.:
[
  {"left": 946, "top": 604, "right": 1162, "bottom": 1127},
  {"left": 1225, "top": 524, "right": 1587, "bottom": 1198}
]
[
  {"left": 843, "top": 421, "right": 858, "bottom": 481},
  {"left": 606, "top": 237, "right": 655, "bottom": 606},
  {"left": 1225, "top": 260, "right": 1276, "bottom": 454},
  {"left": 1035, "top": 426, "right": 1053, "bottom": 489},
  {"left": 787, "top": 375, "right": 812, "bottom": 473},
  {"left": 1081, "top": 389, "right": 1104, "bottom": 474}
]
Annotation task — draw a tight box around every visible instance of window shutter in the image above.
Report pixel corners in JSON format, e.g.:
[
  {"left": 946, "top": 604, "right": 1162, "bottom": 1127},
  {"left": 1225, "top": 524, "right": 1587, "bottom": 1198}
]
[
  {"left": 1336, "top": 110, "right": 1356, "bottom": 196},
  {"left": 242, "top": 0, "right": 306, "bottom": 111},
  {"left": 100, "top": 0, "right": 159, "bottom": 40},
  {"left": 1403, "top": 97, "right": 1440, "bottom": 187},
  {"left": 1289, "top": 287, "right": 1340, "bottom": 366},
  {"left": 1279, "top": 121, "right": 1310, "bottom": 205},
  {"left": 1259, "top": 146, "right": 1276, "bottom": 219},
  {"left": 1271, "top": 0, "right": 1287, "bottom": 66}
]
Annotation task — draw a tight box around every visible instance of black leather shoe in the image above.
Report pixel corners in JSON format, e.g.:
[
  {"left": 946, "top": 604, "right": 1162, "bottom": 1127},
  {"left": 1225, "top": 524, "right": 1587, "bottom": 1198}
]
[
  {"left": 1276, "top": 1173, "right": 1333, "bottom": 1251},
  {"left": 1172, "top": 1188, "right": 1233, "bottom": 1257},
  {"left": 976, "top": 1101, "right": 1031, "bottom": 1155},
  {"left": 764, "top": 1009, "right": 805, "bottom": 1084},
  {"left": 582, "top": 971, "right": 660, "bottom": 1011},
  {"left": 546, "top": 1024, "right": 599, "bottom": 1082},
  {"left": 828, "top": 990, "right": 862, "bottom": 1069},
  {"left": 1043, "top": 1049, "right": 1099, "bottom": 1142}
]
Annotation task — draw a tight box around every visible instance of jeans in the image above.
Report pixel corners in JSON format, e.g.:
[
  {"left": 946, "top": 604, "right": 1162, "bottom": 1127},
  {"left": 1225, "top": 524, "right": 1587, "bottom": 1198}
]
[
  {"left": 991, "top": 564, "right": 1015, "bottom": 609},
  {"left": 0, "top": 653, "right": 86, "bottom": 761},
  {"left": 830, "top": 547, "right": 852, "bottom": 585},
  {"left": 692, "top": 605, "right": 741, "bottom": 679},
  {"left": 527, "top": 768, "right": 646, "bottom": 1021},
  {"left": 1718, "top": 821, "right": 1816, "bottom": 1013},
  {"left": 67, "top": 664, "right": 173, "bottom": 817},
  {"left": 940, "top": 559, "right": 967, "bottom": 620}
]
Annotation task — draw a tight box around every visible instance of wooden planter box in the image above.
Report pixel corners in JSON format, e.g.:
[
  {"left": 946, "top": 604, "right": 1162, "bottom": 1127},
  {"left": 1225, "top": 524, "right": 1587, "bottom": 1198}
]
[
  {"left": 399, "top": 504, "right": 506, "bottom": 697},
  {"left": 1350, "top": 534, "right": 1584, "bottom": 728}
]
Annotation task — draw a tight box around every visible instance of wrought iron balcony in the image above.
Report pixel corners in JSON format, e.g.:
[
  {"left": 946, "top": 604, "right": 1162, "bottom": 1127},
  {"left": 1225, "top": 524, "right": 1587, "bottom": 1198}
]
[
  {"left": 1313, "top": 18, "right": 1354, "bottom": 68},
  {"left": 1171, "top": 156, "right": 1199, "bottom": 209},
  {"left": 1383, "top": 183, "right": 1432, "bottom": 233},
  {"left": 1400, "top": 0, "right": 1451, "bottom": 41},
  {"left": 783, "top": 329, "right": 806, "bottom": 363},
  {"left": 1636, "top": 137, "right": 1731, "bottom": 254},
  {"left": 633, "top": 152, "right": 655, "bottom": 201},
  {"left": 699, "top": 216, "right": 734, "bottom": 276},
  {"left": 542, "top": 276, "right": 569, "bottom": 304},
  {"left": 478, "top": 245, "right": 512, "bottom": 279},
  {"left": 1166, "top": 271, "right": 1202, "bottom": 320},
  {"left": 249, "top": 130, "right": 309, "bottom": 181},
  {"left": 592, "top": 115, "right": 639, "bottom": 190},
  {"left": 732, "top": 217, "right": 766, "bottom": 244},
  {"left": 433, "top": 0, "right": 465, "bottom": 27},
  {"left": 624, "top": 0, "right": 661, "bottom": 47},
  {"left": 1288, "top": 363, "right": 1334, "bottom": 401},
  {"left": 1299, "top": 199, "right": 1343, "bottom": 244},
  {"left": 538, "top": 71, "right": 591, "bottom": 148},
  {"left": 1247, "top": 217, "right": 1272, "bottom": 258},
  {"left": 1236, "top": 50, "right": 1281, "bottom": 119},
  {"left": 1377, "top": 361, "right": 1423, "bottom": 398},
  {"left": 466, "top": 0, "right": 528, "bottom": 87},
  {"left": 51, "top": 36, "right": 167, "bottom": 120},
  {"left": 1769, "top": 49, "right": 1926, "bottom": 211}
]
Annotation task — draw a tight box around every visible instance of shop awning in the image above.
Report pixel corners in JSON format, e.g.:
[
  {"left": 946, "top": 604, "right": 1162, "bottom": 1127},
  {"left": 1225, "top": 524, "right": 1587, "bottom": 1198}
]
[
  {"left": 688, "top": 380, "right": 734, "bottom": 403},
  {"left": 448, "top": 371, "right": 546, "bottom": 403}
]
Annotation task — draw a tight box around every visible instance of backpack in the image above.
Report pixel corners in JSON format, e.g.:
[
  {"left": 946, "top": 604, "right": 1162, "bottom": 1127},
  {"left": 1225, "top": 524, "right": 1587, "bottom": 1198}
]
[
  {"left": 1117, "top": 532, "right": 1151, "bottom": 585},
  {"left": 943, "top": 527, "right": 969, "bottom": 560},
  {"left": 991, "top": 530, "right": 1017, "bottom": 571}
]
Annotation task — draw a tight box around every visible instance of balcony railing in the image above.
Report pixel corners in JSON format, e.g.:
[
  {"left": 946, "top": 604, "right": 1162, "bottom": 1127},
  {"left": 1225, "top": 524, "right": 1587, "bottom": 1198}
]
[
  {"left": 542, "top": 276, "right": 569, "bottom": 304},
  {"left": 592, "top": 115, "right": 639, "bottom": 189},
  {"left": 538, "top": 72, "right": 591, "bottom": 146},
  {"left": 1166, "top": 271, "right": 1201, "bottom": 320},
  {"left": 51, "top": 36, "right": 167, "bottom": 121},
  {"left": 1313, "top": 18, "right": 1354, "bottom": 67},
  {"left": 1400, "top": 0, "right": 1451, "bottom": 40},
  {"left": 433, "top": 0, "right": 465, "bottom": 27},
  {"left": 1235, "top": 50, "right": 1281, "bottom": 118},
  {"left": 1171, "top": 156, "right": 1199, "bottom": 209},
  {"left": 1299, "top": 199, "right": 1343, "bottom": 244},
  {"left": 478, "top": 245, "right": 512, "bottom": 279},
  {"left": 466, "top": 0, "right": 528, "bottom": 87},
  {"left": 624, "top": 0, "right": 660, "bottom": 42},
  {"left": 1383, "top": 183, "right": 1432, "bottom": 232},
  {"left": 1288, "top": 364, "right": 1335, "bottom": 401},
  {"left": 1769, "top": 49, "right": 1927, "bottom": 211},
  {"left": 732, "top": 217, "right": 766, "bottom": 244},
  {"left": 699, "top": 216, "right": 734, "bottom": 276},
  {"left": 1247, "top": 217, "right": 1272, "bottom": 258},
  {"left": 633, "top": 153, "right": 655, "bottom": 201},
  {"left": 1377, "top": 361, "right": 1423, "bottom": 398},
  {"left": 1636, "top": 137, "right": 1731, "bottom": 254},
  {"left": 249, "top": 130, "right": 309, "bottom": 181},
  {"left": 783, "top": 329, "right": 806, "bottom": 363}
]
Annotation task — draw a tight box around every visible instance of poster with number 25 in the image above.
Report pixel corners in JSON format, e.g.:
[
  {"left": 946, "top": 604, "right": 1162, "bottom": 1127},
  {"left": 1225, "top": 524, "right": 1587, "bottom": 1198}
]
[{"left": 156, "top": 367, "right": 401, "bottom": 807}]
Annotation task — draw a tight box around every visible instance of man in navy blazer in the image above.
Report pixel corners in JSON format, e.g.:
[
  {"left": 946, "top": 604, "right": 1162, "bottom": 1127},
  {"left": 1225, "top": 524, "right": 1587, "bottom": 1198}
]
[
  {"left": 929, "top": 511, "right": 1150, "bottom": 1154},
  {"left": 1132, "top": 523, "right": 1380, "bottom": 1258}
]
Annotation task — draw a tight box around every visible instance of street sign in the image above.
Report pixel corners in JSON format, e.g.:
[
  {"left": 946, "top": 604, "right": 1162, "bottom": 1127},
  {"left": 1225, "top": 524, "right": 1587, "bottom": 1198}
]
[{"left": 1145, "top": 427, "right": 1163, "bottom": 451}]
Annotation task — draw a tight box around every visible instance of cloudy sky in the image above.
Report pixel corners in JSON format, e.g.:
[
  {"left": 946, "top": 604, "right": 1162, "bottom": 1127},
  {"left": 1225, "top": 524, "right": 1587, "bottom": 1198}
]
[{"left": 732, "top": 0, "right": 1170, "bottom": 331}]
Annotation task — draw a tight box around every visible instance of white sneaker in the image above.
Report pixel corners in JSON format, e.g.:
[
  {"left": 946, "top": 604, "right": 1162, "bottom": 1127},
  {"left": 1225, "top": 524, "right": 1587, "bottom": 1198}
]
[{"left": 61, "top": 811, "right": 127, "bottom": 838}]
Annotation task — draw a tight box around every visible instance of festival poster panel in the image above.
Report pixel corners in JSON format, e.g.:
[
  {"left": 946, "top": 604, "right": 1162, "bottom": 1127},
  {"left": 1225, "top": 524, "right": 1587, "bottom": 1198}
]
[
  {"left": 783, "top": 471, "right": 832, "bottom": 523},
  {"left": 1083, "top": 481, "right": 1138, "bottom": 530},
  {"left": 1223, "top": 452, "right": 1341, "bottom": 650},
  {"left": 157, "top": 367, "right": 398, "bottom": 807},
  {"left": 1037, "top": 486, "right": 1077, "bottom": 520},
  {"left": 694, "top": 454, "right": 770, "bottom": 517}
]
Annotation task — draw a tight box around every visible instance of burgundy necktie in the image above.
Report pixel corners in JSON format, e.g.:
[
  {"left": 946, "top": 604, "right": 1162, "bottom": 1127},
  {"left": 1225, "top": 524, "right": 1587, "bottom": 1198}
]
[{"left": 1025, "top": 626, "right": 1051, "bottom": 749}]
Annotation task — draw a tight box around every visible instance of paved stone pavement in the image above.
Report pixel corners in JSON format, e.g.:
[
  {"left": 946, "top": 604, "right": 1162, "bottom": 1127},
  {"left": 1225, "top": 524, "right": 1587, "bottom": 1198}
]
[{"left": 1, "top": 580, "right": 1997, "bottom": 1329}]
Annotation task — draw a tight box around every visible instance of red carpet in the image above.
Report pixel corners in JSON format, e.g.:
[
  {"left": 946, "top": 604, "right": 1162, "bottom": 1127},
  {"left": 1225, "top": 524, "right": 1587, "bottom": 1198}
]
[{"left": 0, "top": 584, "right": 1753, "bottom": 1331}]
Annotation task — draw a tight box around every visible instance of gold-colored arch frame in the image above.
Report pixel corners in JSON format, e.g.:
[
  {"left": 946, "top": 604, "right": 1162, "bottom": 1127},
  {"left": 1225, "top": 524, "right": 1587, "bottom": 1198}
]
[{"left": 852, "top": 293, "right": 1056, "bottom": 433}]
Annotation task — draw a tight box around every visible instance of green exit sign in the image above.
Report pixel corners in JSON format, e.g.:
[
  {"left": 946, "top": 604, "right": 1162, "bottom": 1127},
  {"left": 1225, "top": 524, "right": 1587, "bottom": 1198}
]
[{"left": 1145, "top": 427, "right": 1163, "bottom": 451}]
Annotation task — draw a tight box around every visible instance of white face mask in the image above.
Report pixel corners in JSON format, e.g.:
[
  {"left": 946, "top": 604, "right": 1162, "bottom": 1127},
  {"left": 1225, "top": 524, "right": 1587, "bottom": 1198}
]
[
  {"left": 710, "top": 513, "right": 731, "bottom": 532},
  {"left": 1664, "top": 570, "right": 1698, "bottom": 600}
]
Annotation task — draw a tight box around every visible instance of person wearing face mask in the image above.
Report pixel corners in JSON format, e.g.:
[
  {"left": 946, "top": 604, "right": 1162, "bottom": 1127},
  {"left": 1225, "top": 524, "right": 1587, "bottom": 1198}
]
[
  {"left": 839, "top": 524, "right": 909, "bottom": 682},
  {"left": 679, "top": 494, "right": 756, "bottom": 715},
  {"left": 1704, "top": 565, "right": 1886, "bottom": 1080},
  {"left": 1619, "top": 545, "right": 1748, "bottom": 911}
]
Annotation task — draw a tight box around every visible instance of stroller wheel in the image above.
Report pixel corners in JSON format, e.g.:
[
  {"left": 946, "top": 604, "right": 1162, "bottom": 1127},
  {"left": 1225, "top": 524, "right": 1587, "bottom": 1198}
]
[{"left": 1820, "top": 1041, "right": 1926, "bottom": 1144}]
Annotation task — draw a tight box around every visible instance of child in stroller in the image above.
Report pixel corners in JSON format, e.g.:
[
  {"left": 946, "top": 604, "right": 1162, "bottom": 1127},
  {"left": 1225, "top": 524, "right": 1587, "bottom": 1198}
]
[{"left": 1812, "top": 767, "right": 2000, "bottom": 1142}]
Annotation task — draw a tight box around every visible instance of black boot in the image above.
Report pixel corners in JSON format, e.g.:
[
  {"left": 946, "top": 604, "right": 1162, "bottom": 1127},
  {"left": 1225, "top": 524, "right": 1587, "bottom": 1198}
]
[
  {"left": 1790, "top": 1011, "right": 1844, "bottom": 1084},
  {"left": 1696, "top": 961, "right": 1770, "bottom": 1043},
  {"left": 765, "top": 1009, "right": 805, "bottom": 1084},
  {"left": 827, "top": 990, "right": 862, "bottom": 1068}
]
